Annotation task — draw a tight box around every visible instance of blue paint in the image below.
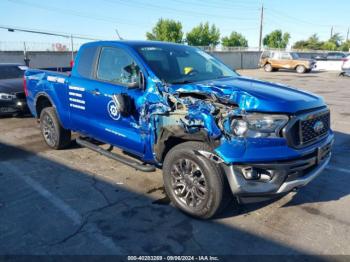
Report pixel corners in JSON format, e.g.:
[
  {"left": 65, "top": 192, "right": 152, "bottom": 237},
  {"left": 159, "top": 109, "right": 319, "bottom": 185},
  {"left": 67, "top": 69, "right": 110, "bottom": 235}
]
[{"left": 25, "top": 41, "right": 332, "bottom": 166}]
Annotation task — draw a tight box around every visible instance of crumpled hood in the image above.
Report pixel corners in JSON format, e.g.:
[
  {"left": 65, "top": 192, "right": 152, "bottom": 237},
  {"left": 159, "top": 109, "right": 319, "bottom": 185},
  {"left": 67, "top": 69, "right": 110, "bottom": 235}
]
[
  {"left": 0, "top": 78, "right": 24, "bottom": 94},
  {"left": 169, "top": 76, "right": 324, "bottom": 113}
]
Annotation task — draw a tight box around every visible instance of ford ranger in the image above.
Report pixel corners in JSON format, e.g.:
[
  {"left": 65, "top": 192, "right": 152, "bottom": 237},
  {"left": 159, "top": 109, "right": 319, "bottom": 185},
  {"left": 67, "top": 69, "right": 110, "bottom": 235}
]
[{"left": 24, "top": 41, "right": 333, "bottom": 219}]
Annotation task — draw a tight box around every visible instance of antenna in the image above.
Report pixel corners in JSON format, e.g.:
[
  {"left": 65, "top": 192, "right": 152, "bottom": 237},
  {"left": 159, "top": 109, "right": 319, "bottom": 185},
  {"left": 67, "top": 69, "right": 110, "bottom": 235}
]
[{"left": 115, "top": 28, "right": 123, "bottom": 40}]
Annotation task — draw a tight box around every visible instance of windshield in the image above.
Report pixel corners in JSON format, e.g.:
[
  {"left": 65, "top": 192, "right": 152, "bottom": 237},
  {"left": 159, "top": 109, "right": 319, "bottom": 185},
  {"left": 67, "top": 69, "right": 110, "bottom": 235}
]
[
  {"left": 135, "top": 45, "right": 238, "bottom": 84},
  {"left": 290, "top": 52, "right": 300, "bottom": 59}
]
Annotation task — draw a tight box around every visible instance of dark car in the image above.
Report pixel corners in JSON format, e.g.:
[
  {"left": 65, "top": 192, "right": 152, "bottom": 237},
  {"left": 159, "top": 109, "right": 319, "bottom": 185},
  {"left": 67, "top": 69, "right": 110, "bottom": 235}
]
[
  {"left": 0, "top": 63, "right": 29, "bottom": 116},
  {"left": 313, "top": 52, "right": 346, "bottom": 60}
]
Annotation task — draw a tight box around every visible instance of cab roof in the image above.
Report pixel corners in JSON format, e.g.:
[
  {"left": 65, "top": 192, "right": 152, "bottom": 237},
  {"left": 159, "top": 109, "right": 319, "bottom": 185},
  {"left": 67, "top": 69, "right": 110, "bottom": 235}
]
[{"left": 81, "top": 40, "right": 192, "bottom": 49}]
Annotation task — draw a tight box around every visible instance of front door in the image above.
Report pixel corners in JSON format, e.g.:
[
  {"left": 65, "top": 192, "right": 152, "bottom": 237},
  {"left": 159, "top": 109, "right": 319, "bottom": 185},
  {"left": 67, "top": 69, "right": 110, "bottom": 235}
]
[{"left": 71, "top": 46, "right": 146, "bottom": 157}]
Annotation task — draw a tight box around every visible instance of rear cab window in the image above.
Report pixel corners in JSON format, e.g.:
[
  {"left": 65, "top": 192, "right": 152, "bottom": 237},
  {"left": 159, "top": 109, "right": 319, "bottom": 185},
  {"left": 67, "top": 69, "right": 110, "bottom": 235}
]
[{"left": 76, "top": 45, "right": 99, "bottom": 79}]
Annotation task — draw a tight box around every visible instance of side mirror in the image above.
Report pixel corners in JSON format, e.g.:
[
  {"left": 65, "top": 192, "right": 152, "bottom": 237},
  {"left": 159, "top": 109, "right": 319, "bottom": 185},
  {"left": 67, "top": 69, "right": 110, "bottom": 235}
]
[
  {"left": 126, "top": 71, "right": 146, "bottom": 89},
  {"left": 112, "top": 93, "right": 135, "bottom": 117}
]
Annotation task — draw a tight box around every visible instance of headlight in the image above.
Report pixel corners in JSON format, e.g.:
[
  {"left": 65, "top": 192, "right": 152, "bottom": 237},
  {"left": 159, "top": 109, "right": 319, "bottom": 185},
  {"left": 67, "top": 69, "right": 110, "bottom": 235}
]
[
  {"left": 0, "top": 93, "right": 16, "bottom": 101},
  {"left": 230, "top": 113, "right": 289, "bottom": 138}
]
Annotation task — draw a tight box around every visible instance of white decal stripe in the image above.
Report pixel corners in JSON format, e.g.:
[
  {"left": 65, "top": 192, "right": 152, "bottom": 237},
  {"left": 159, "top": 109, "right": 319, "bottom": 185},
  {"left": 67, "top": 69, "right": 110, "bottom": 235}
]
[
  {"left": 69, "top": 98, "right": 85, "bottom": 104},
  {"left": 69, "top": 92, "right": 82, "bottom": 98},
  {"left": 68, "top": 85, "right": 85, "bottom": 92},
  {"left": 47, "top": 76, "right": 66, "bottom": 83},
  {"left": 69, "top": 103, "right": 85, "bottom": 110}
]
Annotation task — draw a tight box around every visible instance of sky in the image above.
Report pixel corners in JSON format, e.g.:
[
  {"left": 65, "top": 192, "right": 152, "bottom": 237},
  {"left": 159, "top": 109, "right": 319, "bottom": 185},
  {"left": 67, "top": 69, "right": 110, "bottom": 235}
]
[{"left": 0, "top": 0, "right": 349, "bottom": 50}]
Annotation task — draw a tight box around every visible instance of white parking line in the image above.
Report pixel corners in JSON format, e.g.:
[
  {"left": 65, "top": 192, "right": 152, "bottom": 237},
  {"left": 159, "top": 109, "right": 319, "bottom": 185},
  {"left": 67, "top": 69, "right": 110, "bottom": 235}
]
[
  {"left": 327, "top": 165, "right": 350, "bottom": 174},
  {"left": 2, "top": 162, "right": 123, "bottom": 254}
]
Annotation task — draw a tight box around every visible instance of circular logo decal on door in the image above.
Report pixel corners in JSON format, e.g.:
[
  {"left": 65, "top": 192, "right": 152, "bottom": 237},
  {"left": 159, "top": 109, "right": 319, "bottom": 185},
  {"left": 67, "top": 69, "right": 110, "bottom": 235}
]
[{"left": 107, "top": 100, "right": 121, "bottom": 120}]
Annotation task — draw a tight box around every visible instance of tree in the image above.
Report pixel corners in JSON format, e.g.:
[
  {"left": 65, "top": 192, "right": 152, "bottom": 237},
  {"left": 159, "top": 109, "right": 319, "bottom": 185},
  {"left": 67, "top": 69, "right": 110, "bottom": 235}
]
[
  {"left": 329, "top": 33, "right": 343, "bottom": 47},
  {"left": 146, "top": 18, "right": 183, "bottom": 43},
  {"left": 292, "top": 34, "right": 323, "bottom": 50},
  {"left": 263, "top": 30, "right": 291, "bottom": 48},
  {"left": 186, "top": 22, "right": 220, "bottom": 47},
  {"left": 221, "top": 32, "right": 248, "bottom": 47},
  {"left": 340, "top": 40, "right": 350, "bottom": 52},
  {"left": 322, "top": 41, "right": 337, "bottom": 51}
]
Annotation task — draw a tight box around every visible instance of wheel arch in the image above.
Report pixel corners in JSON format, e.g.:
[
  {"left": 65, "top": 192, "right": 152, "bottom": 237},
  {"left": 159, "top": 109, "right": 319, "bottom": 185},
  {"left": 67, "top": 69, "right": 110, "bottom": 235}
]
[
  {"left": 35, "top": 93, "right": 55, "bottom": 118},
  {"left": 154, "top": 126, "right": 216, "bottom": 163},
  {"left": 34, "top": 93, "right": 65, "bottom": 127}
]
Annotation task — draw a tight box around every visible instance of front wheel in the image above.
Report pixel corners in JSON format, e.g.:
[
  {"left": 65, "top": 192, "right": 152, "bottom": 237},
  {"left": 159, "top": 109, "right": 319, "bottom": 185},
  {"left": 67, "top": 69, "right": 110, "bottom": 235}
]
[
  {"left": 296, "top": 65, "right": 306, "bottom": 74},
  {"left": 40, "top": 107, "right": 71, "bottom": 149},
  {"left": 163, "top": 142, "right": 230, "bottom": 219}
]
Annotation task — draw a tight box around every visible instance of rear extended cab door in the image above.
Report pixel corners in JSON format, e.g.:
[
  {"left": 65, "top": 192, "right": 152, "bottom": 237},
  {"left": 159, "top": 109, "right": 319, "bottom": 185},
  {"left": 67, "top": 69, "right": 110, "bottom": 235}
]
[{"left": 68, "top": 44, "right": 147, "bottom": 157}]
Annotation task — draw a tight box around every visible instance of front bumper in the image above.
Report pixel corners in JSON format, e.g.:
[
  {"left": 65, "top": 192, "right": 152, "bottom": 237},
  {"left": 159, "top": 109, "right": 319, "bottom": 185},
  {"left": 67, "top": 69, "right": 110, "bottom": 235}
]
[
  {"left": 0, "top": 98, "right": 28, "bottom": 115},
  {"left": 222, "top": 137, "right": 333, "bottom": 196}
]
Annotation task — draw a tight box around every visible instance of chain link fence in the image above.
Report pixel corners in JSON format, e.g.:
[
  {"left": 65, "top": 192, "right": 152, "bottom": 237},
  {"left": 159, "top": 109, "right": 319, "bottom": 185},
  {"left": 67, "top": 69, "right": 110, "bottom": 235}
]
[
  {"left": 1, "top": 41, "right": 345, "bottom": 53},
  {"left": 0, "top": 41, "right": 86, "bottom": 52}
]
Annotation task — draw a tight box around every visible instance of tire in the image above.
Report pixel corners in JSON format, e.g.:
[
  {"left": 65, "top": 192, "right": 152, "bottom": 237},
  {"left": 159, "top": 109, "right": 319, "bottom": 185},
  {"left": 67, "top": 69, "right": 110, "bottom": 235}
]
[
  {"left": 264, "top": 63, "right": 273, "bottom": 72},
  {"left": 163, "top": 141, "right": 231, "bottom": 219},
  {"left": 40, "top": 107, "right": 71, "bottom": 149},
  {"left": 296, "top": 65, "right": 306, "bottom": 74}
]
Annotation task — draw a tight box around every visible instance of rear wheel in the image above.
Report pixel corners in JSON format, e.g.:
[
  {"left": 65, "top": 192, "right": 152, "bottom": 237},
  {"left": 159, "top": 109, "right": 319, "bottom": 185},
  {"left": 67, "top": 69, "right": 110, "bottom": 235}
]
[
  {"left": 40, "top": 107, "right": 71, "bottom": 149},
  {"left": 264, "top": 63, "right": 273, "bottom": 72},
  {"left": 163, "top": 142, "right": 231, "bottom": 219},
  {"left": 296, "top": 65, "right": 306, "bottom": 74}
]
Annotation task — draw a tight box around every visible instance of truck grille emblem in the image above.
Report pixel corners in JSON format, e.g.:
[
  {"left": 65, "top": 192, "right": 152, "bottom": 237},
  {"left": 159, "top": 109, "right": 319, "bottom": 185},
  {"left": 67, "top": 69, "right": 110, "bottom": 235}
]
[{"left": 313, "top": 121, "right": 324, "bottom": 133}]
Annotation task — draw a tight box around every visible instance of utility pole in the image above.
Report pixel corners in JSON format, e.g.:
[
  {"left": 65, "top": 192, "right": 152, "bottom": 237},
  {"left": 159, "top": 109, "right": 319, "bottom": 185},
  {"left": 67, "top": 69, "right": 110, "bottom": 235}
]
[
  {"left": 346, "top": 27, "right": 349, "bottom": 41},
  {"left": 23, "top": 41, "right": 30, "bottom": 66},
  {"left": 70, "top": 34, "right": 74, "bottom": 61},
  {"left": 330, "top": 26, "right": 333, "bottom": 38},
  {"left": 258, "top": 3, "right": 264, "bottom": 51}
]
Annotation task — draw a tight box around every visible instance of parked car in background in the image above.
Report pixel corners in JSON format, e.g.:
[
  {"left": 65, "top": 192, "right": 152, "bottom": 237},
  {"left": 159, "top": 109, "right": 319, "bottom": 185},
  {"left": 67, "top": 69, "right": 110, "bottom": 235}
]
[
  {"left": 259, "top": 51, "right": 316, "bottom": 73},
  {"left": 0, "top": 63, "right": 29, "bottom": 116},
  {"left": 339, "top": 55, "right": 350, "bottom": 77},
  {"left": 313, "top": 52, "right": 347, "bottom": 60}
]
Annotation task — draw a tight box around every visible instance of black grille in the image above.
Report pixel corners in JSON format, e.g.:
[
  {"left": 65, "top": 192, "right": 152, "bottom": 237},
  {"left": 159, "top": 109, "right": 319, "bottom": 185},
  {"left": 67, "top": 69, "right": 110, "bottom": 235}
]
[{"left": 300, "top": 111, "right": 330, "bottom": 144}]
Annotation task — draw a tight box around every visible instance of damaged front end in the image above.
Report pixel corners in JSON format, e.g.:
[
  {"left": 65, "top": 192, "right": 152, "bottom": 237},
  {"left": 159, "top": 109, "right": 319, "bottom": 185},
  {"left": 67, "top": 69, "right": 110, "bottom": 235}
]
[
  {"left": 138, "top": 77, "right": 333, "bottom": 198},
  {"left": 137, "top": 77, "right": 293, "bottom": 163}
]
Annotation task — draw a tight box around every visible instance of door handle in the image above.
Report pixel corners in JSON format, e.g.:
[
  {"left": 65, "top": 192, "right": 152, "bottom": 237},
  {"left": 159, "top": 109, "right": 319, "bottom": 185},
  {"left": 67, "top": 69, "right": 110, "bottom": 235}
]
[{"left": 90, "top": 89, "right": 101, "bottom": 96}]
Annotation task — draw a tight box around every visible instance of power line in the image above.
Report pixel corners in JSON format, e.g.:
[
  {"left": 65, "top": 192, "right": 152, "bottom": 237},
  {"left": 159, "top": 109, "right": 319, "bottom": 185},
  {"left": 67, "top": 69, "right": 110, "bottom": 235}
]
[
  {"left": 7, "top": 0, "right": 142, "bottom": 27},
  {"left": 0, "top": 25, "right": 101, "bottom": 40},
  {"left": 265, "top": 7, "right": 341, "bottom": 28},
  {"left": 105, "top": 0, "right": 258, "bottom": 21},
  {"left": 171, "top": 0, "right": 260, "bottom": 12}
]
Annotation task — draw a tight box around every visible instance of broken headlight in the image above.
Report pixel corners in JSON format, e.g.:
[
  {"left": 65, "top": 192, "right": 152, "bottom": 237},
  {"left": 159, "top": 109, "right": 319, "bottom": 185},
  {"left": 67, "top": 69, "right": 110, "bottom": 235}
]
[{"left": 230, "top": 113, "right": 289, "bottom": 138}]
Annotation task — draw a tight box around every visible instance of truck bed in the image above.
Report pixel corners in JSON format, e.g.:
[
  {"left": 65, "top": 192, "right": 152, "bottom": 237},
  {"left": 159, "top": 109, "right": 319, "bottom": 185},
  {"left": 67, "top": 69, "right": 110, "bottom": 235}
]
[{"left": 25, "top": 69, "right": 70, "bottom": 119}]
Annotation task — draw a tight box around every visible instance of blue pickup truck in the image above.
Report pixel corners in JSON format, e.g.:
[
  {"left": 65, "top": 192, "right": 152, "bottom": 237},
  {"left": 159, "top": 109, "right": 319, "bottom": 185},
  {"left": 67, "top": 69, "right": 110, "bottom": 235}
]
[{"left": 24, "top": 41, "right": 334, "bottom": 218}]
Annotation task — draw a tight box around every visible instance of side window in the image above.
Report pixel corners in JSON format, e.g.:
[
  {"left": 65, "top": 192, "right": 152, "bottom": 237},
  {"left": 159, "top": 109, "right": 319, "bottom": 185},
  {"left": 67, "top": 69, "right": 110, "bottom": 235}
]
[
  {"left": 272, "top": 52, "right": 280, "bottom": 59},
  {"left": 96, "top": 47, "right": 140, "bottom": 85},
  {"left": 281, "top": 52, "right": 291, "bottom": 60},
  {"left": 77, "top": 45, "right": 98, "bottom": 78}
]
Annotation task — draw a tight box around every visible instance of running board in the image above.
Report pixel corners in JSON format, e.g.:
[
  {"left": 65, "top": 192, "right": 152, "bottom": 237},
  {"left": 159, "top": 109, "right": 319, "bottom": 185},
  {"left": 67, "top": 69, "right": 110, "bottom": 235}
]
[{"left": 76, "top": 137, "right": 156, "bottom": 172}]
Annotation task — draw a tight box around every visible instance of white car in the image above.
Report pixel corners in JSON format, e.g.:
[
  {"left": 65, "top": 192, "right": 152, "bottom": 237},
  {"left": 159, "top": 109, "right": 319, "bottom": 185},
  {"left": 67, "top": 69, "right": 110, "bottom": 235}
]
[{"left": 342, "top": 55, "right": 350, "bottom": 70}]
